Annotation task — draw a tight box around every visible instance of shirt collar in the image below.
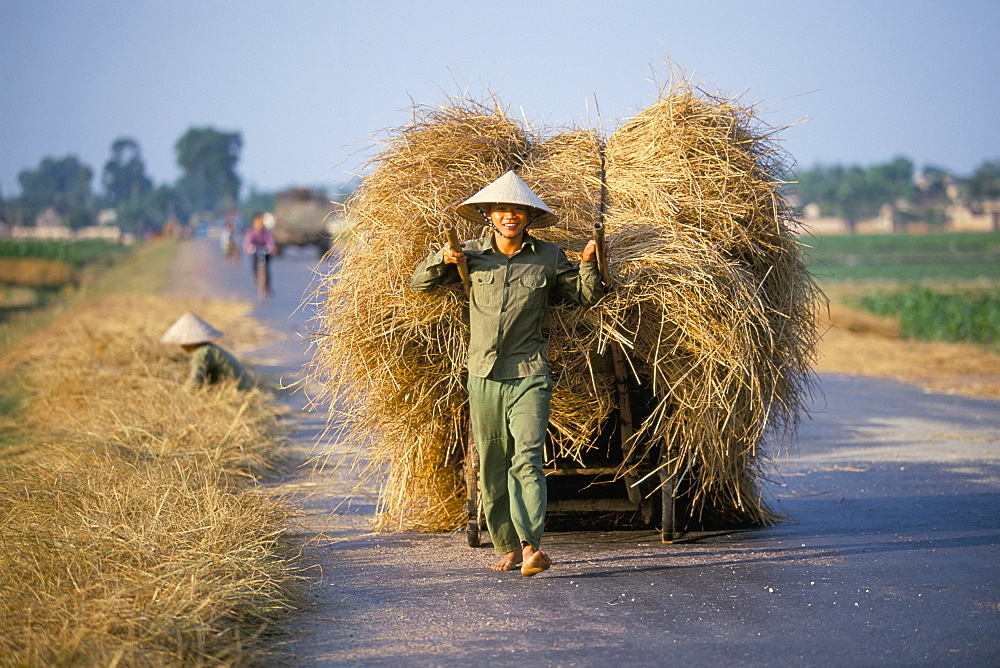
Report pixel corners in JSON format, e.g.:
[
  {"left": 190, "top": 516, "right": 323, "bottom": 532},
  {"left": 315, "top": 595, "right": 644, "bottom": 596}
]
[{"left": 476, "top": 232, "right": 536, "bottom": 256}]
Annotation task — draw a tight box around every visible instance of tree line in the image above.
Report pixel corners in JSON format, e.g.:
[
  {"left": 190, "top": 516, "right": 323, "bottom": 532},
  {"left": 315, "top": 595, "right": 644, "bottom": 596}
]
[
  {"left": 790, "top": 157, "right": 1000, "bottom": 232},
  {"left": 4, "top": 131, "right": 997, "bottom": 238},
  {"left": 0, "top": 128, "right": 274, "bottom": 236}
]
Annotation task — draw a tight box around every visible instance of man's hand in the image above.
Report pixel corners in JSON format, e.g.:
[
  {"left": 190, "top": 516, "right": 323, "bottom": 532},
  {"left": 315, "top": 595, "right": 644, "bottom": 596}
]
[
  {"left": 581, "top": 239, "right": 605, "bottom": 263},
  {"left": 443, "top": 242, "right": 466, "bottom": 265}
]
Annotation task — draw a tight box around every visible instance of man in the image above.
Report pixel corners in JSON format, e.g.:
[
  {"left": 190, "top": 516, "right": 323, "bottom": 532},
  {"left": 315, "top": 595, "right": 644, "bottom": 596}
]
[
  {"left": 410, "top": 171, "right": 604, "bottom": 576},
  {"left": 160, "top": 311, "right": 253, "bottom": 392}
]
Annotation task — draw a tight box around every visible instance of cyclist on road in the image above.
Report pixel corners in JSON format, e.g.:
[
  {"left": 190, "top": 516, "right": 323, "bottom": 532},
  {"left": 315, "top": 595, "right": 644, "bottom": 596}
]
[{"left": 244, "top": 213, "right": 277, "bottom": 296}]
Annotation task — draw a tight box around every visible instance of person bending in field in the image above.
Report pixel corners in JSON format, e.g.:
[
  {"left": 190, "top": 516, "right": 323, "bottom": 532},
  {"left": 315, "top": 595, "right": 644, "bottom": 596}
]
[
  {"left": 160, "top": 311, "right": 253, "bottom": 392},
  {"left": 410, "top": 171, "right": 604, "bottom": 576}
]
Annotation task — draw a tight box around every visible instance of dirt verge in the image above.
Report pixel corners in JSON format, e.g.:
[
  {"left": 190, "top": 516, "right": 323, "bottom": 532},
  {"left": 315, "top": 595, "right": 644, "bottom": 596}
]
[{"left": 815, "top": 300, "right": 1000, "bottom": 399}]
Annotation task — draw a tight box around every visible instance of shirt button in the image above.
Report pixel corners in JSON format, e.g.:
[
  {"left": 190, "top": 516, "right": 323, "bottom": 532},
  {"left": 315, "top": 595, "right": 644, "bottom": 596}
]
[
  {"left": 498, "top": 328, "right": 503, "bottom": 334},
  {"left": 505, "top": 282, "right": 510, "bottom": 287}
]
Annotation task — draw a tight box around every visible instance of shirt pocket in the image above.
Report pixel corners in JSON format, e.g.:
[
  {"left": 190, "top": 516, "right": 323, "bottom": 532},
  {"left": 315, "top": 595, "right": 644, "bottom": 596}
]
[
  {"left": 472, "top": 271, "right": 497, "bottom": 308},
  {"left": 518, "top": 272, "right": 549, "bottom": 308}
]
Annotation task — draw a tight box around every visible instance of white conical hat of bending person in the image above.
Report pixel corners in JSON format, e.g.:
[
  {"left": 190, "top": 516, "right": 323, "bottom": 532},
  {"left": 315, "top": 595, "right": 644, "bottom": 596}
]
[
  {"left": 160, "top": 311, "right": 223, "bottom": 345},
  {"left": 455, "top": 171, "right": 558, "bottom": 228}
]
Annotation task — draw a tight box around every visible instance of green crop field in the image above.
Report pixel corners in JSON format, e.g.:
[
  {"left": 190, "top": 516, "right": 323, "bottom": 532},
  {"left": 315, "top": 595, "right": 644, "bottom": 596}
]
[
  {"left": 857, "top": 286, "right": 1000, "bottom": 349},
  {"left": 801, "top": 231, "right": 1000, "bottom": 349},
  {"left": 802, "top": 231, "right": 1000, "bottom": 283},
  {"left": 0, "top": 238, "right": 128, "bottom": 267}
]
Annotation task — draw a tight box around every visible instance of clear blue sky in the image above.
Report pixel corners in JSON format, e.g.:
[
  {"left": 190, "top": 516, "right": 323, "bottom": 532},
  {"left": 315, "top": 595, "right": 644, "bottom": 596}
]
[{"left": 1, "top": 0, "right": 997, "bottom": 197}]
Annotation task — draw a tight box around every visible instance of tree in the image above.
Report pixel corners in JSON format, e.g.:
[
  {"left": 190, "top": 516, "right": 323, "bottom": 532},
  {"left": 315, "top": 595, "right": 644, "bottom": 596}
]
[
  {"left": 965, "top": 160, "right": 1000, "bottom": 202},
  {"left": 174, "top": 127, "right": 242, "bottom": 215},
  {"left": 914, "top": 165, "right": 952, "bottom": 204},
  {"left": 793, "top": 156, "right": 915, "bottom": 233},
  {"left": 17, "top": 155, "right": 94, "bottom": 228},
  {"left": 868, "top": 156, "right": 915, "bottom": 202},
  {"left": 102, "top": 137, "right": 153, "bottom": 206}
]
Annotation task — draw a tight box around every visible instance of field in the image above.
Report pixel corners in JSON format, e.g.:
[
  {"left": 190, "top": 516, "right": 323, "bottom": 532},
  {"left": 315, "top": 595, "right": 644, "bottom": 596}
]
[
  {"left": 0, "top": 238, "right": 128, "bottom": 267},
  {"left": 0, "top": 240, "right": 300, "bottom": 665},
  {"left": 0, "top": 238, "right": 129, "bottom": 289},
  {"left": 803, "top": 231, "right": 1000, "bottom": 283},
  {"left": 802, "top": 230, "right": 1000, "bottom": 397},
  {"left": 857, "top": 286, "right": 1000, "bottom": 349},
  {"left": 0, "top": 238, "right": 134, "bottom": 354}
]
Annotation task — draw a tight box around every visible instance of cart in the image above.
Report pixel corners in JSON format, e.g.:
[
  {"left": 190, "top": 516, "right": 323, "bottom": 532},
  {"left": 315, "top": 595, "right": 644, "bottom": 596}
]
[{"left": 460, "top": 220, "right": 683, "bottom": 547}]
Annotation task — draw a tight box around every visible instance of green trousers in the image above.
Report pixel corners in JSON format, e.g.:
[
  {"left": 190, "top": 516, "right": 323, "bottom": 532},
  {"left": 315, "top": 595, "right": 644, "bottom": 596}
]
[{"left": 467, "top": 374, "right": 552, "bottom": 554}]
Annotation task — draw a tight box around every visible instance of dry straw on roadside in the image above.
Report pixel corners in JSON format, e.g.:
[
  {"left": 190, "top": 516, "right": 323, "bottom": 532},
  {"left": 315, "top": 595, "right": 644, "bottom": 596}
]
[
  {"left": 0, "top": 294, "right": 298, "bottom": 665},
  {"left": 308, "top": 78, "right": 821, "bottom": 532}
]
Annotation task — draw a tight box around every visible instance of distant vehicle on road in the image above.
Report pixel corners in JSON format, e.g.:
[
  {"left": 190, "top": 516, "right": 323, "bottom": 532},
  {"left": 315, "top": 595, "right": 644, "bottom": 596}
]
[{"left": 269, "top": 188, "right": 342, "bottom": 256}]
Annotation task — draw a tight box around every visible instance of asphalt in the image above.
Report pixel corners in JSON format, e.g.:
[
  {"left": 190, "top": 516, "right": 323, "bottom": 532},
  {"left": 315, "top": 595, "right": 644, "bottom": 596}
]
[{"left": 173, "top": 238, "right": 1000, "bottom": 667}]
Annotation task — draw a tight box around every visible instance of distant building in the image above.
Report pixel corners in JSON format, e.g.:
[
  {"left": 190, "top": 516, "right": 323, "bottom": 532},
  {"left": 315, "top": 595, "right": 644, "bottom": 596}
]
[
  {"left": 798, "top": 200, "right": 1000, "bottom": 235},
  {"left": 798, "top": 203, "right": 848, "bottom": 235},
  {"left": 76, "top": 225, "right": 122, "bottom": 242},
  {"left": 17, "top": 208, "right": 73, "bottom": 239},
  {"left": 97, "top": 209, "right": 119, "bottom": 226},
  {"left": 35, "top": 207, "right": 66, "bottom": 229},
  {"left": 946, "top": 202, "right": 1000, "bottom": 232}
]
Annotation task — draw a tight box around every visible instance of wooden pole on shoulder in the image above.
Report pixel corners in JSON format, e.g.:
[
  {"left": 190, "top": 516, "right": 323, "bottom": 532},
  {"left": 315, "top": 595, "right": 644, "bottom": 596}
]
[{"left": 445, "top": 225, "right": 472, "bottom": 297}]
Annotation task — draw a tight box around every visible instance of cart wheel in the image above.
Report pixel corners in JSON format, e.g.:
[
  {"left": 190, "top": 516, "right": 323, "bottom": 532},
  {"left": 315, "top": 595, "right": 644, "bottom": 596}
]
[{"left": 466, "top": 503, "right": 482, "bottom": 547}]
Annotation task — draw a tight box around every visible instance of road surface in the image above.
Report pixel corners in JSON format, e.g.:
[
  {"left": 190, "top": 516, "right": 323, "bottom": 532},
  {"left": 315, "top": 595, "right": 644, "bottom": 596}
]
[{"left": 172, "top": 238, "right": 1000, "bottom": 666}]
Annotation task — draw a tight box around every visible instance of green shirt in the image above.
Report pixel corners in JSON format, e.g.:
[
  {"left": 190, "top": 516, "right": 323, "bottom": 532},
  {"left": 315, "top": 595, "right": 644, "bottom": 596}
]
[
  {"left": 184, "top": 342, "right": 253, "bottom": 391},
  {"left": 410, "top": 233, "right": 603, "bottom": 379}
]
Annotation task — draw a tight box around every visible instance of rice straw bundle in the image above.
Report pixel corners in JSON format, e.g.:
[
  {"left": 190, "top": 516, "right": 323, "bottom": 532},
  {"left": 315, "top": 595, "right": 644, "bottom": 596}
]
[
  {"left": 309, "top": 98, "right": 536, "bottom": 530},
  {"left": 309, "top": 82, "right": 820, "bottom": 531},
  {"left": 598, "top": 88, "right": 821, "bottom": 523},
  {"left": 521, "top": 131, "right": 617, "bottom": 461}
]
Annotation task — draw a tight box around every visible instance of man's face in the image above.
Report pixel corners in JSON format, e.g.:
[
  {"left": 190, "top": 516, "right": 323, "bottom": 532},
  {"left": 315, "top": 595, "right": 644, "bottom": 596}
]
[{"left": 487, "top": 203, "right": 532, "bottom": 239}]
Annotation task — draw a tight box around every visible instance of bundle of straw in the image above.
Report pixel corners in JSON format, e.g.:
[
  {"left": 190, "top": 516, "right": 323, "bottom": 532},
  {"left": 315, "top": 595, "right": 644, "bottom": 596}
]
[
  {"left": 0, "top": 294, "right": 296, "bottom": 664},
  {"left": 309, "top": 82, "right": 820, "bottom": 531},
  {"left": 309, "top": 99, "right": 532, "bottom": 530},
  {"left": 600, "top": 90, "right": 821, "bottom": 523}
]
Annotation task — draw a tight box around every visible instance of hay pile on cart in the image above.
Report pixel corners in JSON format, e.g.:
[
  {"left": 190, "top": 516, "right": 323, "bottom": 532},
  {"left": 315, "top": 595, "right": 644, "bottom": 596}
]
[{"left": 308, "top": 80, "right": 821, "bottom": 539}]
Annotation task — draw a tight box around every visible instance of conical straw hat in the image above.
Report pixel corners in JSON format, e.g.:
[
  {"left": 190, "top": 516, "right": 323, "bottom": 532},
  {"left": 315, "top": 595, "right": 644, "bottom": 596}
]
[
  {"left": 160, "top": 311, "right": 223, "bottom": 345},
  {"left": 455, "top": 171, "right": 557, "bottom": 228}
]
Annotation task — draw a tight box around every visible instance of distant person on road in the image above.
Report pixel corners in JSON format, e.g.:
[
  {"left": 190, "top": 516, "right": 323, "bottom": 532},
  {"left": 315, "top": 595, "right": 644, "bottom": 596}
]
[
  {"left": 221, "top": 220, "right": 241, "bottom": 264},
  {"left": 244, "top": 213, "right": 277, "bottom": 296},
  {"left": 160, "top": 311, "right": 253, "bottom": 392},
  {"left": 410, "top": 171, "right": 605, "bottom": 577}
]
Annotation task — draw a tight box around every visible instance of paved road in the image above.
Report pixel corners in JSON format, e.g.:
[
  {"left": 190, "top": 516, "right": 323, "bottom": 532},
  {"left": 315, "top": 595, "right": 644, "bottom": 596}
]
[{"left": 173, "top": 239, "right": 1000, "bottom": 666}]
